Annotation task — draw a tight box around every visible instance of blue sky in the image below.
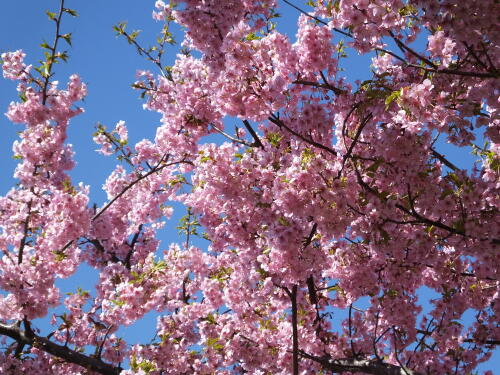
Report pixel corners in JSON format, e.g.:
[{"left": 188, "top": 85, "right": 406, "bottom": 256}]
[{"left": 0, "top": 0, "right": 497, "bottom": 372}]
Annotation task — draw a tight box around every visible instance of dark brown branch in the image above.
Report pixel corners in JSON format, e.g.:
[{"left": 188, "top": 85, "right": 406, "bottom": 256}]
[
  {"left": 377, "top": 37, "right": 499, "bottom": 79},
  {"left": 392, "top": 328, "right": 411, "bottom": 375},
  {"left": 182, "top": 275, "right": 190, "bottom": 304},
  {"left": 268, "top": 114, "right": 337, "bottom": 156},
  {"left": 299, "top": 351, "right": 423, "bottom": 375},
  {"left": 293, "top": 79, "right": 346, "bottom": 95},
  {"left": 303, "top": 223, "right": 320, "bottom": 311},
  {"left": 303, "top": 223, "right": 318, "bottom": 249},
  {"left": 306, "top": 276, "right": 317, "bottom": 306},
  {"left": 242, "top": 120, "right": 265, "bottom": 149},
  {"left": 462, "top": 42, "right": 490, "bottom": 71},
  {"left": 42, "top": 0, "right": 66, "bottom": 105},
  {"left": 117, "top": 27, "right": 170, "bottom": 80},
  {"left": 0, "top": 323, "right": 121, "bottom": 375},
  {"left": 407, "top": 64, "right": 500, "bottom": 79},
  {"left": 124, "top": 224, "right": 143, "bottom": 269},
  {"left": 93, "top": 156, "right": 191, "bottom": 221},
  {"left": 18, "top": 200, "right": 32, "bottom": 265},
  {"left": 282, "top": 0, "right": 352, "bottom": 37},
  {"left": 89, "top": 239, "right": 122, "bottom": 265},
  {"left": 352, "top": 165, "right": 500, "bottom": 244},
  {"left": 416, "top": 329, "right": 499, "bottom": 346},
  {"left": 339, "top": 113, "right": 373, "bottom": 177},
  {"left": 288, "top": 285, "right": 299, "bottom": 375},
  {"left": 54, "top": 156, "right": 191, "bottom": 257},
  {"left": 396, "top": 185, "right": 466, "bottom": 239},
  {"left": 430, "top": 148, "right": 460, "bottom": 172},
  {"left": 389, "top": 31, "right": 437, "bottom": 69}
]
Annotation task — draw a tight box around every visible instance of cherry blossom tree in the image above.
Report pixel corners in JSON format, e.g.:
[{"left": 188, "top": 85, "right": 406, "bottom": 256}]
[{"left": 1, "top": 0, "right": 499, "bottom": 374}]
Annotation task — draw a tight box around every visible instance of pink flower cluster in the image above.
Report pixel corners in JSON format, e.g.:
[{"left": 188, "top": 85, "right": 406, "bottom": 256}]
[
  {"left": 1, "top": 0, "right": 499, "bottom": 374},
  {"left": 1, "top": 49, "right": 30, "bottom": 80}
]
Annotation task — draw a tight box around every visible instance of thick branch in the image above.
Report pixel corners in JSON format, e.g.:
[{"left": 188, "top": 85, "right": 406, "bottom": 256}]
[
  {"left": 299, "top": 351, "right": 423, "bottom": 375},
  {"left": 0, "top": 323, "right": 121, "bottom": 375},
  {"left": 408, "top": 64, "right": 500, "bottom": 79},
  {"left": 242, "top": 120, "right": 265, "bottom": 149},
  {"left": 293, "top": 79, "right": 346, "bottom": 95},
  {"left": 289, "top": 285, "right": 299, "bottom": 375},
  {"left": 430, "top": 147, "right": 460, "bottom": 172}
]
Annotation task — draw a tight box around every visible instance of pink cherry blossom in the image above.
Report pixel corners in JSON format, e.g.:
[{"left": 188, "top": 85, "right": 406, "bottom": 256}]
[{"left": 1, "top": 1, "right": 499, "bottom": 374}]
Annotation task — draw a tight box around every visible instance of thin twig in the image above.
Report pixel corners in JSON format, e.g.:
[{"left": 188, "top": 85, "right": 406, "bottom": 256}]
[
  {"left": 282, "top": 0, "right": 352, "bottom": 37},
  {"left": 211, "top": 123, "right": 253, "bottom": 147},
  {"left": 293, "top": 79, "right": 346, "bottom": 95},
  {"left": 18, "top": 200, "right": 32, "bottom": 264},
  {"left": 338, "top": 113, "right": 373, "bottom": 177},
  {"left": 42, "top": 0, "right": 66, "bottom": 105},
  {"left": 268, "top": 114, "right": 337, "bottom": 156},
  {"left": 92, "top": 157, "right": 190, "bottom": 221}
]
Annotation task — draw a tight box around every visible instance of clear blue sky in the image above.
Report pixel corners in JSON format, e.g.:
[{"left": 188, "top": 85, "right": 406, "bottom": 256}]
[{"left": 0, "top": 1, "right": 497, "bottom": 372}]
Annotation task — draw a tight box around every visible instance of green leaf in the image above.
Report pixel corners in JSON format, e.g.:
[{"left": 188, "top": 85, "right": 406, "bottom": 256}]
[
  {"left": 61, "top": 33, "right": 72, "bottom": 46},
  {"left": 52, "top": 250, "right": 68, "bottom": 262},
  {"left": 200, "top": 155, "right": 213, "bottom": 163},
  {"left": 57, "top": 51, "right": 69, "bottom": 63},
  {"left": 46, "top": 11, "right": 57, "bottom": 21},
  {"left": 40, "top": 41, "right": 51, "bottom": 50},
  {"left": 205, "top": 313, "right": 217, "bottom": 325},
  {"left": 384, "top": 89, "right": 402, "bottom": 109},
  {"left": 266, "top": 132, "right": 282, "bottom": 147},
  {"left": 18, "top": 92, "right": 27, "bottom": 102},
  {"left": 366, "top": 159, "right": 383, "bottom": 173},
  {"left": 209, "top": 266, "right": 233, "bottom": 283},
  {"left": 206, "top": 337, "right": 224, "bottom": 351},
  {"left": 278, "top": 217, "right": 290, "bottom": 226},
  {"left": 63, "top": 8, "right": 78, "bottom": 17},
  {"left": 327, "top": 284, "right": 344, "bottom": 294},
  {"left": 245, "top": 32, "right": 261, "bottom": 41},
  {"left": 110, "top": 299, "right": 125, "bottom": 307},
  {"left": 301, "top": 147, "right": 315, "bottom": 168},
  {"left": 113, "top": 22, "right": 127, "bottom": 36}
]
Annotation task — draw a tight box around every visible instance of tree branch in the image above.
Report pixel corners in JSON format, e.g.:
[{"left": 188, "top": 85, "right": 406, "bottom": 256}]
[
  {"left": 268, "top": 114, "right": 337, "bottom": 156},
  {"left": 299, "top": 351, "right": 423, "bottom": 375},
  {"left": 288, "top": 285, "right": 300, "bottom": 375},
  {"left": 210, "top": 123, "right": 253, "bottom": 147},
  {"left": 42, "top": 0, "right": 66, "bottom": 105},
  {"left": 339, "top": 113, "right": 373, "bottom": 177},
  {"left": 18, "top": 200, "right": 32, "bottom": 265},
  {"left": 293, "top": 79, "right": 346, "bottom": 95},
  {"left": 430, "top": 147, "right": 460, "bottom": 172},
  {"left": 93, "top": 156, "right": 190, "bottom": 221},
  {"left": 282, "top": 0, "right": 352, "bottom": 37},
  {"left": 0, "top": 323, "right": 121, "bottom": 375},
  {"left": 242, "top": 120, "right": 265, "bottom": 149}
]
